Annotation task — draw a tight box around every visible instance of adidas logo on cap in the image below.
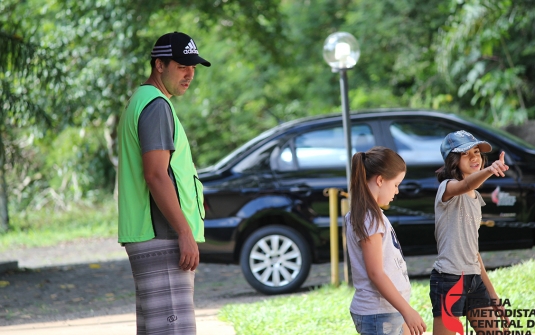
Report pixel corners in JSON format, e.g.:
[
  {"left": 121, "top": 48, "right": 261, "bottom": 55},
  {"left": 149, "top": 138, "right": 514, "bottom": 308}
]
[{"left": 183, "top": 40, "right": 199, "bottom": 55}]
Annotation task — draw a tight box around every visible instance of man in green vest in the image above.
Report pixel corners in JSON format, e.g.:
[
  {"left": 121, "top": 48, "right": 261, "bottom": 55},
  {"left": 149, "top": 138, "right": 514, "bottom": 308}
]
[{"left": 117, "top": 32, "right": 210, "bottom": 334}]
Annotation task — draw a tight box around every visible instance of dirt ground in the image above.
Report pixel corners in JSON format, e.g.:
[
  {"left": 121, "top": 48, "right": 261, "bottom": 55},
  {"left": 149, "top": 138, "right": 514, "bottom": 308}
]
[
  {"left": 1, "top": 237, "right": 534, "bottom": 327},
  {"left": 0, "top": 238, "right": 339, "bottom": 327}
]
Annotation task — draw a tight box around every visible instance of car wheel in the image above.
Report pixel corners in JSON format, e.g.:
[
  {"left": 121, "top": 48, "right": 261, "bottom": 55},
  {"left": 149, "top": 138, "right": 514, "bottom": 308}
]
[{"left": 240, "top": 225, "right": 311, "bottom": 295}]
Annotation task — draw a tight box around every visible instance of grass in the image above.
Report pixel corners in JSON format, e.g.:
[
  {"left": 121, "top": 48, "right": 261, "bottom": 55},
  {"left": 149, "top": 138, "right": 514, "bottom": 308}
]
[
  {"left": 219, "top": 260, "right": 535, "bottom": 334},
  {"left": 0, "top": 198, "right": 117, "bottom": 251}
]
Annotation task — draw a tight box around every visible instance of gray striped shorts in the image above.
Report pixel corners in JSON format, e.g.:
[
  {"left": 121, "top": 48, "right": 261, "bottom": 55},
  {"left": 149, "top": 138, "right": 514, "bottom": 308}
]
[{"left": 125, "top": 239, "right": 196, "bottom": 335}]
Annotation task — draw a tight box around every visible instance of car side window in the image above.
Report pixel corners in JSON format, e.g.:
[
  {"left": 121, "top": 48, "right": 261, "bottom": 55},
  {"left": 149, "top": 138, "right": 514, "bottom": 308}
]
[
  {"left": 290, "top": 124, "right": 375, "bottom": 169},
  {"left": 232, "top": 140, "right": 279, "bottom": 173},
  {"left": 389, "top": 121, "right": 453, "bottom": 165}
]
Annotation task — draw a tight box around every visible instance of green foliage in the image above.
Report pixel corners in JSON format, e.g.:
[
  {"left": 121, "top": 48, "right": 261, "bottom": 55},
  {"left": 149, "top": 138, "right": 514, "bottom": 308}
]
[
  {"left": 193, "top": 0, "right": 288, "bottom": 65},
  {"left": 436, "top": 0, "right": 535, "bottom": 126},
  {"left": 342, "top": 0, "right": 451, "bottom": 106},
  {"left": 173, "top": 30, "right": 280, "bottom": 166},
  {"left": 41, "top": 126, "right": 115, "bottom": 199},
  {"left": 0, "top": 0, "right": 64, "bottom": 130},
  {"left": 6, "top": 124, "right": 114, "bottom": 212},
  {"left": 26, "top": 0, "right": 151, "bottom": 127},
  {"left": 487, "top": 259, "right": 535, "bottom": 330},
  {"left": 2, "top": 0, "right": 293, "bottom": 210},
  {"left": 2, "top": 0, "right": 535, "bottom": 215},
  {"left": 220, "top": 260, "right": 535, "bottom": 333}
]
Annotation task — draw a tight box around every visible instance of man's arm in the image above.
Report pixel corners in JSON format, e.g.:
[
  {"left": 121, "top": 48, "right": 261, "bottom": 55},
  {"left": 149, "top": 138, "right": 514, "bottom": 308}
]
[{"left": 142, "top": 149, "right": 199, "bottom": 271}]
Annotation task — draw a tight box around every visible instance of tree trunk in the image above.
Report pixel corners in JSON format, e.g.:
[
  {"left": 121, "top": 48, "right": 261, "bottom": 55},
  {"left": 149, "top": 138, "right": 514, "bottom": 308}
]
[
  {"left": 104, "top": 114, "right": 119, "bottom": 200},
  {"left": 0, "top": 136, "right": 9, "bottom": 233}
]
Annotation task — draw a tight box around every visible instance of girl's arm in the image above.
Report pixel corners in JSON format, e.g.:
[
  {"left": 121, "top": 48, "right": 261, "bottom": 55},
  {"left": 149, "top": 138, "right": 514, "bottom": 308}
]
[
  {"left": 478, "top": 253, "right": 498, "bottom": 299},
  {"left": 443, "top": 151, "right": 508, "bottom": 201},
  {"left": 361, "top": 234, "right": 426, "bottom": 335},
  {"left": 478, "top": 253, "right": 510, "bottom": 324}
]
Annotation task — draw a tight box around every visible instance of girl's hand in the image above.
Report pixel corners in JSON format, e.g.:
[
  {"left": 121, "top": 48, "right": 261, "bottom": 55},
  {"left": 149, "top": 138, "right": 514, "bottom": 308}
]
[
  {"left": 487, "top": 151, "right": 509, "bottom": 177},
  {"left": 492, "top": 303, "right": 510, "bottom": 329},
  {"left": 489, "top": 293, "right": 510, "bottom": 329},
  {"left": 401, "top": 308, "right": 426, "bottom": 335}
]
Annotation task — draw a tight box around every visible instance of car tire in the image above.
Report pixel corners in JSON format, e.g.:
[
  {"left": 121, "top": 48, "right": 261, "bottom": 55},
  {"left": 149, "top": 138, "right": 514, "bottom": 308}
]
[{"left": 240, "top": 225, "right": 311, "bottom": 295}]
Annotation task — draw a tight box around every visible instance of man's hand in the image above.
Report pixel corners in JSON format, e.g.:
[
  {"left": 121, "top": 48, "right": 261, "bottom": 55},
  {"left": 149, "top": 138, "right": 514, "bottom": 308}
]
[{"left": 178, "top": 233, "right": 199, "bottom": 271}]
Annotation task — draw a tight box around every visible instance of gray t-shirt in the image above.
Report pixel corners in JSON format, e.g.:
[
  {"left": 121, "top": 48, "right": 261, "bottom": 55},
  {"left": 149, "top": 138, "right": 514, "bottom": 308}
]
[
  {"left": 433, "top": 179, "right": 485, "bottom": 275},
  {"left": 138, "top": 97, "right": 178, "bottom": 240},
  {"left": 346, "top": 211, "right": 411, "bottom": 315}
]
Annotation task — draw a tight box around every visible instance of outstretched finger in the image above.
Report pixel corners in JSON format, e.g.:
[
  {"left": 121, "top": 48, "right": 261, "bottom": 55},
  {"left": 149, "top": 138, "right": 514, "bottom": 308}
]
[{"left": 499, "top": 151, "right": 505, "bottom": 164}]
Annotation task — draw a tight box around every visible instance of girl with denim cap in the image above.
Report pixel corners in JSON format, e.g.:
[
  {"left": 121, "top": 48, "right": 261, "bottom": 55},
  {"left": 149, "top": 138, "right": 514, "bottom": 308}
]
[
  {"left": 430, "top": 130, "right": 510, "bottom": 334},
  {"left": 346, "top": 147, "right": 426, "bottom": 335}
]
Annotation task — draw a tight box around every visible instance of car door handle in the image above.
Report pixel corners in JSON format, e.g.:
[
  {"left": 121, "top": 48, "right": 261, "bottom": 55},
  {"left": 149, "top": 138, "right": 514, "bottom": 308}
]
[{"left": 399, "top": 182, "right": 421, "bottom": 195}]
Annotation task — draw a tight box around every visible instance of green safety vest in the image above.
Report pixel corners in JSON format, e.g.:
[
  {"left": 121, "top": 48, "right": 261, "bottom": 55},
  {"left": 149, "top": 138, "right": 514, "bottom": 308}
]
[{"left": 117, "top": 85, "right": 205, "bottom": 243}]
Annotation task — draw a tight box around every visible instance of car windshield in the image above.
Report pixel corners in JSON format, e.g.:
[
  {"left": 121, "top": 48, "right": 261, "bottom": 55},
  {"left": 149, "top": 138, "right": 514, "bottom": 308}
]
[
  {"left": 212, "top": 127, "right": 279, "bottom": 170},
  {"left": 456, "top": 115, "right": 535, "bottom": 150}
]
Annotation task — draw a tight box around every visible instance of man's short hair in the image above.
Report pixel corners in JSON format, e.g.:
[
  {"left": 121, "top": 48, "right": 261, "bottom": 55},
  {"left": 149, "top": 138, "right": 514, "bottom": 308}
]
[{"left": 150, "top": 57, "right": 172, "bottom": 69}]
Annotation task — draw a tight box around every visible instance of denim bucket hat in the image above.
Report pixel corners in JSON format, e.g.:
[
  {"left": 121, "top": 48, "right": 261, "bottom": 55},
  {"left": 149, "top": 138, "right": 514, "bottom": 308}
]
[{"left": 440, "top": 130, "right": 492, "bottom": 161}]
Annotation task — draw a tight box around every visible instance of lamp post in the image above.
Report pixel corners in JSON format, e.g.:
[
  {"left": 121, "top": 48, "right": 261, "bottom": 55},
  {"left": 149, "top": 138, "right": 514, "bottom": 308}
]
[
  {"left": 323, "top": 32, "right": 360, "bottom": 193},
  {"left": 323, "top": 32, "right": 360, "bottom": 285}
]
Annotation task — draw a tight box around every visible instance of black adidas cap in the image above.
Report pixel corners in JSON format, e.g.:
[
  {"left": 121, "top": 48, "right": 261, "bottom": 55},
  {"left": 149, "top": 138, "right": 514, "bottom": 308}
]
[{"left": 151, "top": 32, "right": 211, "bottom": 67}]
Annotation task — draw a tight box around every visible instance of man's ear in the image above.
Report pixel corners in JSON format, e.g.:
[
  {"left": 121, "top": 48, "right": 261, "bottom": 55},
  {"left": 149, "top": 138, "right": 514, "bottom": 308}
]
[{"left": 155, "top": 58, "right": 165, "bottom": 73}]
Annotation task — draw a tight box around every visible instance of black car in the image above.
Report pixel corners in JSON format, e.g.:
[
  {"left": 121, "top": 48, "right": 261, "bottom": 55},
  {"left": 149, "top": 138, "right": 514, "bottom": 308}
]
[{"left": 198, "top": 109, "right": 535, "bottom": 295}]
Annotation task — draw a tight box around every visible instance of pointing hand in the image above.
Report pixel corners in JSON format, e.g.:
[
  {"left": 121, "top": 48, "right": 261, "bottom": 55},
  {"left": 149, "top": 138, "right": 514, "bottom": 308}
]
[{"left": 487, "top": 151, "right": 509, "bottom": 177}]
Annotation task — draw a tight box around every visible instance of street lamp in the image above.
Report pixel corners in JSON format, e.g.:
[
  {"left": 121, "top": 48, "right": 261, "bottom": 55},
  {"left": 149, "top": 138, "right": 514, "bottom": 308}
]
[
  {"left": 323, "top": 32, "right": 360, "bottom": 286},
  {"left": 323, "top": 32, "right": 360, "bottom": 193}
]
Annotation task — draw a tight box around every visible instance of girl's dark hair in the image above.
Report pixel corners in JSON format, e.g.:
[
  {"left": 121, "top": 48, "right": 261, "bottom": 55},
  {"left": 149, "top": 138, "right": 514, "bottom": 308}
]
[
  {"left": 436, "top": 152, "right": 488, "bottom": 182},
  {"left": 349, "top": 146, "right": 406, "bottom": 241}
]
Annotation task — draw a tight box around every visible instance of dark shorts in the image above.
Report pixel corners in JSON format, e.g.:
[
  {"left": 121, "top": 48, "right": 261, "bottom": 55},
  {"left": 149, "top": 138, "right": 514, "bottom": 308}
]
[{"left": 429, "top": 269, "right": 491, "bottom": 317}]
